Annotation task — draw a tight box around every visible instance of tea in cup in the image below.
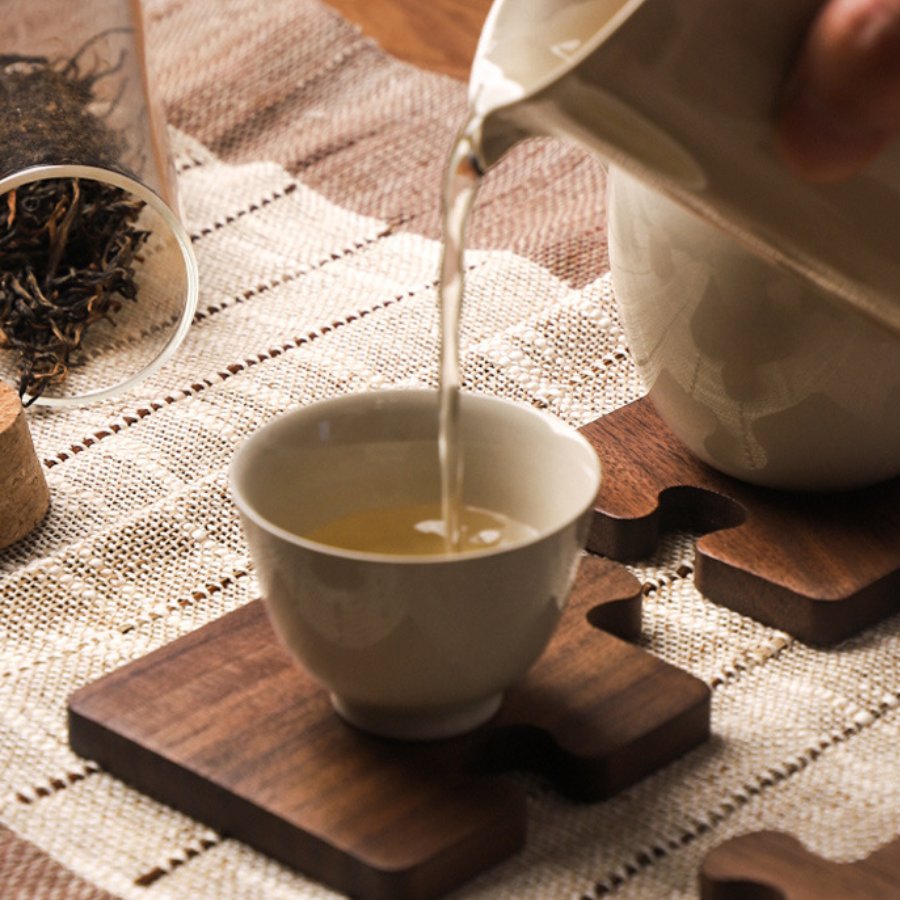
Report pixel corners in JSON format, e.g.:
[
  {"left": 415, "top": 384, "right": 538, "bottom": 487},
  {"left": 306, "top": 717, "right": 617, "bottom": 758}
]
[{"left": 229, "top": 390, "right": 600, "bottom": 741}]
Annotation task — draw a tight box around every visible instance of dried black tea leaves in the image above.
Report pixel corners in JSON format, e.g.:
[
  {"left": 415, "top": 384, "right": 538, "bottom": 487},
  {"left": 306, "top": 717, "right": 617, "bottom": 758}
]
[
  {"left": 0, "top": 178, "right": 147, "bottom": 403},
  {"left": 0, "top": 41, "right": 128, "bottom": 176},
  {"left": 0, "top": 38, "right": 148, "bottom": 403}
]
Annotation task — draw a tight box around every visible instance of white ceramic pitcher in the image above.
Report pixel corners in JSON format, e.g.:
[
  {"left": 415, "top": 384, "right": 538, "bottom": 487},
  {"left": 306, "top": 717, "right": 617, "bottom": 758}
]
[{"left": 468, "top": 0, "right": 900, "bottom": 490}]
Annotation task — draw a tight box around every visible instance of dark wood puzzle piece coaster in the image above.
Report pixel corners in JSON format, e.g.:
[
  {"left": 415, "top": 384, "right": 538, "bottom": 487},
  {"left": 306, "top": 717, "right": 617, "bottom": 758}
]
[
  {"left": 68, "top": 554, "right": 710, "bottom": 900},
  {"left": 581, "top": 397, "right": 900, "bottom": 645},
  {"left": 700, "top": 831, "right": 900, "bottom": 899}
]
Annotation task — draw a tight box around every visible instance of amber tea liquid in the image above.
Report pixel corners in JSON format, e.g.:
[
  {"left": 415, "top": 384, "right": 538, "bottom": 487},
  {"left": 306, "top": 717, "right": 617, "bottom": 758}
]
[{"left": 307, "top": 501, "right": 537, "bottom": 556}]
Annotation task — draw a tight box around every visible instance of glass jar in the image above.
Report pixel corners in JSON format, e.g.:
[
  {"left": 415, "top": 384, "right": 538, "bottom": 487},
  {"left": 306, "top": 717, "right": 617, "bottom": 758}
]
[{"left": 0, "top": 0, "right": 197, "bottom": 407}]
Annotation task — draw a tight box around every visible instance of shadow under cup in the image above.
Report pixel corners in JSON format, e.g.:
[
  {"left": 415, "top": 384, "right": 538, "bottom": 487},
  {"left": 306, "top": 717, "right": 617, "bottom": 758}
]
[{"left": 230, "top": 390, "right": 602, "bottom": 741}]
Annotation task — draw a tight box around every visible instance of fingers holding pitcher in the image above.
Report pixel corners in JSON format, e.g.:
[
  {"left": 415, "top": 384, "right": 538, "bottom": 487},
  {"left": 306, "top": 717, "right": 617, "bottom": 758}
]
[{"left": 776, "top": 0, "right": 900, "bottom": 182}]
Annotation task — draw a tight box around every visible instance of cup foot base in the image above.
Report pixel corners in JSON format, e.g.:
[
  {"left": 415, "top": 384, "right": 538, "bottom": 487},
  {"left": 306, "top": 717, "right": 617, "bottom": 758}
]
[{"left": 331, "top": 692, "right": 503, "bottom": 741}]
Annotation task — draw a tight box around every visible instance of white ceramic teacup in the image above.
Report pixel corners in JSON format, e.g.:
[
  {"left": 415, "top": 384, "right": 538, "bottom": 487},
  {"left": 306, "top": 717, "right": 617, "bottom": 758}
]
[{"left": 230, "top": 390, "right": 601, "bottom": 741}]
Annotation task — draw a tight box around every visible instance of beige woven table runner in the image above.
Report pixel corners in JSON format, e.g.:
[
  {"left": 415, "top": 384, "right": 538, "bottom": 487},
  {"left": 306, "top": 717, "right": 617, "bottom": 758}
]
[{"left": 1, "top": 0, "right": 899, "bottom": 897}]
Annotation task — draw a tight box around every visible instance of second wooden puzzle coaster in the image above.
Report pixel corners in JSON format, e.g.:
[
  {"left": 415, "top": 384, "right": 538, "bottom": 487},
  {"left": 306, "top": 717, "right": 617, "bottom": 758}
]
[
  {"left": 581, "top": 397, "right": 900, "bottom": 644},
  {"left": 700, "top": 830, "right": 900, "bottom": 899}
]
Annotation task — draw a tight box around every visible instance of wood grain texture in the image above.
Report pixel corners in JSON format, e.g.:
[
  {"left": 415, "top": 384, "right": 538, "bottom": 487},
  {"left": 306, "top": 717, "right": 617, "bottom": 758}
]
[
  {"left": 326, "top": 0, "right": 492, "bottom": 80},
  {"left": 581, "top": 397, "right": 900, "bottom": 645},
  {"left": 68, "top": 554, "right": 710, "bottom": 900},
  {"left": 700, "top": 831, "right": 900, "bottom": 899}
]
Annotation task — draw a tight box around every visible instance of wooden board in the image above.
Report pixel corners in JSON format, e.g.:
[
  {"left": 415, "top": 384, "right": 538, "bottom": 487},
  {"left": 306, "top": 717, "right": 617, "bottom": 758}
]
[
  {"left": 68, "top": 554, "right": 710, "bottom": 900},
  {"left": 326, "top": 0, "right": 490, "bottom": 80},
  {"left": 581, "top": 397, "right": 900, "bottom": 645},
  {"left": 701, "top": 831, "right": 900, "bottom": 899}
]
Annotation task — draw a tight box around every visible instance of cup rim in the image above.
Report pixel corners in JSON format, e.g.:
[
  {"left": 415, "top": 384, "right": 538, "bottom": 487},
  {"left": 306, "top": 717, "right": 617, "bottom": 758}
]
[
  {"left": 0, "top": 163, "right": 199, "bottom": 408},
  {"left": 229, "top": 389, "right": 601, "bottom": 564}
]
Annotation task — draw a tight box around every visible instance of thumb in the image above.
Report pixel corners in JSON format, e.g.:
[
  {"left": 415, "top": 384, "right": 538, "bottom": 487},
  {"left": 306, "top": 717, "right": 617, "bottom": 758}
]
[{"left": 776, "top": 0, "right": 900, "bottom": 183}]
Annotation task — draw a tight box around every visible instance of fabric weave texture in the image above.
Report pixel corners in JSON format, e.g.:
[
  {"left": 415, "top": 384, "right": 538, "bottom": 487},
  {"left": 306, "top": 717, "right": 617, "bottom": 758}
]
[{"left": 0, "top": 1, "right": 898, "bottom": 898}]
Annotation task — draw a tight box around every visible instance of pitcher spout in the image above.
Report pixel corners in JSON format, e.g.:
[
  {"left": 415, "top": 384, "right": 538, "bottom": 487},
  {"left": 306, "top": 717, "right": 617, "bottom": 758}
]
[
  {"left": 469, "top": 0, "right": 708, "bottom": 185},
  {"left": 459, "top": 106, "right": 530, "bottom": 174}
]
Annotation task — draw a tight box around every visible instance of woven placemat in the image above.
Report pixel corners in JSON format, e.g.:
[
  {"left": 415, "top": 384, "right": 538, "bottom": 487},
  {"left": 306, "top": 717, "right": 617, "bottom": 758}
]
[
  {"left": 0, "top": 823, "right": 115, "bottom": 900},
  {"left": 0, "top": 1, "right": 898, "bottom": 898}
]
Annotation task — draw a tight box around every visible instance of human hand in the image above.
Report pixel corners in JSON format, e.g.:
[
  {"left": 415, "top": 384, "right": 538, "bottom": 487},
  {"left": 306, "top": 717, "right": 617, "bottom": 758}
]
[{"left": 776, "top": 0, "right": 900, "bottom": 182}]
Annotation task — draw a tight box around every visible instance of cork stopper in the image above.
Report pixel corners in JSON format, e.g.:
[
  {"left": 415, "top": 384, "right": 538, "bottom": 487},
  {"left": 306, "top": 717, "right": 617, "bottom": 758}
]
[{"left": 0, "top": 381, "right": 50, "bottom": 549}]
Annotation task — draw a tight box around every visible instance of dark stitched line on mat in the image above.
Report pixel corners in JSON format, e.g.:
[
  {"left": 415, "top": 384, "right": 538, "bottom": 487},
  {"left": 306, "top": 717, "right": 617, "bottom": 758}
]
[
  {"left": 133, "top": 834, "right": 223, "bottom": 888},
  {"left": 14, "top": 761, "right": 100, "bottom": 805},
  {"left": 639, "top": 554, "right": 795, "bottom": 692},
  {"left": 582, "top": 687, "right": 900, "bottom": 899},
  {"left": 188, "top": 181, "right": 298, "bottom": 242},
  {"left": 42, "top": 215, "right": 409, "bottom": 470},
  {"left": 27, "top": 181, "right": 374, "bottom": 430},
  {"left": 192, "top": 210, "right": 409, "bottom": 327},
  {"left": 41, "top": 286, "right": 409, "bottom": 468},
  {"left": 639, "top": 565, "right": 795, "bottom": 694},
  {"left": 117, "top": 567, "right": 251, "bottom": 637},
  {"left": 707, "top": 635, "right": 794, "bottom": 693},
  {"left": 640, "top": 564, "right": 694, "bottom": 598},
  {"left": 174, "top": 154, "right": 207, "bottom": 176}
]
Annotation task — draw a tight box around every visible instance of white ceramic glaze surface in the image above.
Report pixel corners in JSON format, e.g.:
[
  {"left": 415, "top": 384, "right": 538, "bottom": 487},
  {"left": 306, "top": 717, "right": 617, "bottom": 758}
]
[
  {"left": 472, "top": 0, "right": 900, "bottom": 338},
  {"left": 608, "top": 168, "right": 900, "bottom": 491},
  {"left": 230, "top": 390, "right": 601, "bottom": 740}
]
